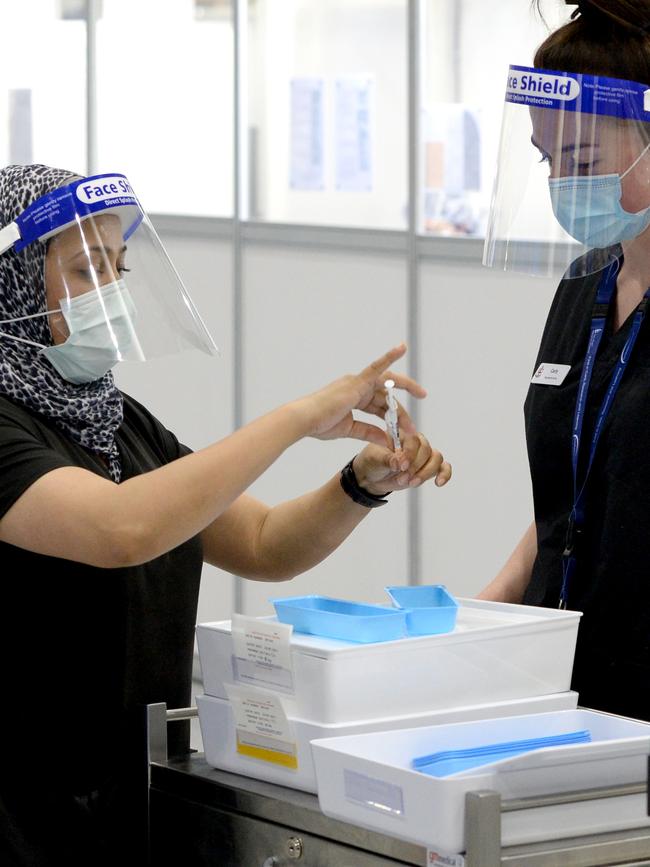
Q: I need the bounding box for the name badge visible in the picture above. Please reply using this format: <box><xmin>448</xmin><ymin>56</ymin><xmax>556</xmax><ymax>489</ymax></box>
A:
<box><xmin>531</xmin><ymin>362</ymin><xmax>571</xmax><ymax>386</ymax></box>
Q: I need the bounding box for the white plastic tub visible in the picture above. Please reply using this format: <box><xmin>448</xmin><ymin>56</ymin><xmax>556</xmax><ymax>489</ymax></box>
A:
<box><xmin>311</xmin><ymin>709</ymin><xmax>650</xmax><ymax>853</ymax></box>
<box><xmin>196</xmin><ymin>599</ymin><xmax>581</xmax><ymax>724</ymax></box>
<box><xmin>197</xmin><ymin>691</ymin><xmax>578</xmax><ymax>794</ymax></box>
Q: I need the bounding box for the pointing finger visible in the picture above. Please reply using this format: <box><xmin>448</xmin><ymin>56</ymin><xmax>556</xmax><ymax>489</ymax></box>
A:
<box><xmin>361</xmin><ymin>344</ymin><xmax>407</xmax><ymax>382</ymax></box>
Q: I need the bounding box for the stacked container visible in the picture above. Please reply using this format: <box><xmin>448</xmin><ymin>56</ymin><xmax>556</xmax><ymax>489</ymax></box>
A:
<box><xmin>196</xmin><ymin>597</ymin><xmax>581</xmax><ymax>793</ymax></box>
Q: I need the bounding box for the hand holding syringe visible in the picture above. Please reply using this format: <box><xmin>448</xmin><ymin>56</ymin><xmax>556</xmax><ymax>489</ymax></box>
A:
<box><xmin>380</xmin><ymin>377</ymin><xmax>450</xmax><ymax>488</ymax></box>
<box><xmin>296</xmin><ymin>342</ymin><xmax>451</xmax><ymax>488</ymax></box>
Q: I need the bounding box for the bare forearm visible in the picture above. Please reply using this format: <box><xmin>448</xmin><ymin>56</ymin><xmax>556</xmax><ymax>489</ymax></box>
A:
<box><xmin>115</xmin><ymin>405</ymin><xmax>306</xmax><ymax>564</ymax></box>
<box><xmin>1</xmin><ymin>344</ymin><xmax>434</xmax><ymax>570</ymax></box>
<box><xmin>477</xmin><ymin>521</ymin><xmax>537</xmax><ymax>603</ymax></box>
<box><xmin>255</xmin><ymin>472</ymin><xmax>372</xmax><ymax>580</ymax></box>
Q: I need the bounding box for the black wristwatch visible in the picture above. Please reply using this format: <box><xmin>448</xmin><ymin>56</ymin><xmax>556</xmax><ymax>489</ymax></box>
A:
<box><xmin>340</xmin><ymin>458</ymin><xmax>389</xmax><ymax>508</ymax></box>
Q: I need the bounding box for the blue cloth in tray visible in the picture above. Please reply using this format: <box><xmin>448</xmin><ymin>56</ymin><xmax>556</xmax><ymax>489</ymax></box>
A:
<box><xmin>412</xmin><ymin>730</ymin><xmax>592</xmax><ymax>777</ymax></box>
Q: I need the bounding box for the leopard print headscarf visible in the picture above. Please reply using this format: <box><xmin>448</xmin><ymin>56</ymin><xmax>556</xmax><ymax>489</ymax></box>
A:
<box><xmin>0</xmin><ymin>164</ymin><xmax>123</xmax><ymax>481</ymax></box>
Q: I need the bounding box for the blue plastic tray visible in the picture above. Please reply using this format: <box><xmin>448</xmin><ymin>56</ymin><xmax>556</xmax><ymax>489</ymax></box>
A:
<box><xmin>412</xmin><ymin>729</ymin><xmax>592</xmax><ymax>777</ymax></box>
<box><xmin>384</xmin><ymin>585</ymin><xmax>458</xmax><ymax>636</ymax></box>
<box><xmin>270</xmin><ymin>595</ymin><xmax>407</xmax><ymax>643</ymax></box>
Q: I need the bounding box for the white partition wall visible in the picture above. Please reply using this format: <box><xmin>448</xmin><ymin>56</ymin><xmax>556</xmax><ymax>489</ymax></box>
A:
<box><xmin>110</xmin><ymin>224</ymin><xmax>562</xmax><ymax>615</ymax></box>
<box><xmin>240</xmin><ymin>243</ymin><xmax>410</xmax><ymax>615</ymax></box>
<box><xmin>417</xmin><ymin>257</ymin><xmax>557</xmax><ymax>598</ymax></box>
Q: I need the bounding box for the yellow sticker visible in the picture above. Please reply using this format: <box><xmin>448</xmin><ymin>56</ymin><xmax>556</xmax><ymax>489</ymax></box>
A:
<box><xmin>236</xmin><ymin>736</ymin><xmax>298</xmax><ymax>769</ymax></box>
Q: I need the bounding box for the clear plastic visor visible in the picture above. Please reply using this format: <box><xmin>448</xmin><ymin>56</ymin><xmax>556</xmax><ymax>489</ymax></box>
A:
<box><xmin>40</xmin><ymin>208</ymin><xmax>219</xmax><ymax>360</ymax></box>
<box><xmin>484</xmin><ymin>68</ymin><xmax>650</xmax><ymax>278</ymax></box>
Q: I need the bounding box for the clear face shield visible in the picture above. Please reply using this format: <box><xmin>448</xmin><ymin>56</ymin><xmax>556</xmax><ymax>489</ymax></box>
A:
<box><xmin>483</xmin><ymin>65</ymin><xmax>650</xmax><ymax>278</ymax></box>
<box><xmin>0</xmin><ymin>173</ymin><xmax>219</xmax><ymax>383</ymax></box>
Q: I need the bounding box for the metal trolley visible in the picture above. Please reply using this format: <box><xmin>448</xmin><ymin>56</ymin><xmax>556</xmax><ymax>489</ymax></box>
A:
<box><xmin>147</xmin><ymin>704</ymin><xmax>650</xmax><ymax>867</ymax></box>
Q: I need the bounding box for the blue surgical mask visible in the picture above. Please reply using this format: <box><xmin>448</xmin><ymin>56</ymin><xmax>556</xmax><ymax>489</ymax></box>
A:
<box><xmin>40</xmin><ymin>279</ymin><xmax>139</xmax><ymax>384</ymax></box>
<box><xmin>548</xmin><ymin>144</ymin><xmax>650</xmax><ymax>248</ymax></box>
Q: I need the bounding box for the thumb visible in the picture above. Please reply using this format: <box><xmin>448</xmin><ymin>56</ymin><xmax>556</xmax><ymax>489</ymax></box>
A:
<box><xmin>356</xmin><ymin>442</ymin><xmax>398</xmax><ymax>482</ymax></box>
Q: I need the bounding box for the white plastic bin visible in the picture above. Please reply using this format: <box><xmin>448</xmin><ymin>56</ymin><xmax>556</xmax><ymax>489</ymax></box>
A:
<box><xmin>197</xmin><ymin>691</ymin><xmax>578</xmax><ymax>794</ymax></box>
<box><xmin>196</xmin><ymin>599</ymin><xmax>581</xmax><ymax>724</ymax></box>
<box><xmin>311</xmin><ymin>709</ymin><xmax>650</xmax><ymax>853</ymax></box>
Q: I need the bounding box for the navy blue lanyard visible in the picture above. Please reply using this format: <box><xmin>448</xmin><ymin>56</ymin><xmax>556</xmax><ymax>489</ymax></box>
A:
<box><xmin>559</xmin><ymin>260</ymin><xmax>650</xmax><ymax>609</ymax></box>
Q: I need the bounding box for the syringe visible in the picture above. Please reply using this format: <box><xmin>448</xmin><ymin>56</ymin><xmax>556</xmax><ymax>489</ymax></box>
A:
<box><xmin>384</xmin><ymin>379</ymin><xmax>401</xmax><ymax>451</ymax></box>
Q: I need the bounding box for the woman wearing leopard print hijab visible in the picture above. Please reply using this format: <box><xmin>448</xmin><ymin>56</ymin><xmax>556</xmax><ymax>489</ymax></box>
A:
<box><xmin>0</xmin><ymin>164</ymin><xmax>124</xmax><ymax>480</ymax></box>
<box><xmin>0</xmin><ymin>164</ymin><xmax>449</xmax><ymax>865</ymax></box>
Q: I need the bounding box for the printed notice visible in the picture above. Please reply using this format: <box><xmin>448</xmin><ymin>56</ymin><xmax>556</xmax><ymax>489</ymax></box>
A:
<box><xmin>231</xmin><ymin>613</ymin><xmax>295</xmax><ymax>693</ymax></box>
<box><xmin>224</xmin><ymin>682</ymin><xmax>298</xmax><ymax>770</ymax></box>
<box><xmin>335</xmin><ymin>77</ymin><xmax>373</xmax><ymax>191</ymax></box>
<box><xmin>290</xmin><ymin>78</ymin><xmax>325</xmax><ymax>190</ymax></box>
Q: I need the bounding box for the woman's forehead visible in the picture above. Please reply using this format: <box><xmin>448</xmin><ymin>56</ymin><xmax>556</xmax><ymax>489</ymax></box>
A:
<box><xmin>530</xmin><ymin>108</ymin><xmax>624</xmax><ymax>151</ymax></box>
<box><xmin>49</xmin><ymin>213</ymin><xmax>123</xmax><ymax>254</ymax></box>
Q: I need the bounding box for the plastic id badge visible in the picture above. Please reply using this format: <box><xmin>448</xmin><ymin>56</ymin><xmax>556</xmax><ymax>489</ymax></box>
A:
<box><xmin>531</xmin><ymin>363</ymin><xmax>571</xmax><ymax>386</ymax></box>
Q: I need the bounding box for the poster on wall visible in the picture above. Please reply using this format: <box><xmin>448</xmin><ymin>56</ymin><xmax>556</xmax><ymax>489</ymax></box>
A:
<box><xmin>423</xmin><ymin>104</ymin><xmax>483</xmax><ymax>236</ymax></box>
<box><xmin>290</xmin><ymin>78</ymin><xmax>325</xmax><ymax>190</ymax></box>
<box><xmin>335</xmin><ymin>77</ymin><xmax>373</xmax><ymax>192</ymax></box>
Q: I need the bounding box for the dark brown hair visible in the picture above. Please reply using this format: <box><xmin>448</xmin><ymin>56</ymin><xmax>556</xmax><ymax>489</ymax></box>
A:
<box><xmin>532</xmin><ymin>1</ymin><xmax>650</xmax><ymax>83</ymax></box>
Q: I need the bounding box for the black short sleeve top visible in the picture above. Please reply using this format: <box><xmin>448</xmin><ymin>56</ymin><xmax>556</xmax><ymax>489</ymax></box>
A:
<box><xmin>0</xmin><ymin>392</ymin><xmax>203</xmax><ymax>790</ymax></box>
<box><xmin>523</xmin><ymin>259</ymin><xmax>650</xmax><ymax>719</ymax></box>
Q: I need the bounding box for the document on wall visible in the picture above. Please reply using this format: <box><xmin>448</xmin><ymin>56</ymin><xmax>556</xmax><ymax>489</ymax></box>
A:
<box><xmin>290</xmin><ymin>77</ymin><xmax>325</xmax><ymax>190</ymax></box>
<box><xmin>224</xmin><ymin>682</ymin><xmax>298</xmax><ymax>769</ymax></box>
<box><xmin>423</xmin><ymin>104</ymin><xmax>481</xmax><ymax>196</ymax></box>
<box><xmin>335</xmin><ymin>77</ymin><xmax>374</xmax><ymax>192</ymax></box>
<box><xmin>231</xmin><ymin>613</ymin><xmax>295</xmax><ymax>693</ymax></box>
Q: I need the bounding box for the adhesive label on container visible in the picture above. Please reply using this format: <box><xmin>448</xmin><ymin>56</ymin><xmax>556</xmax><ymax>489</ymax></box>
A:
<box><xmin>343</xmin><ymin>769</ymin><xmax>405</xmax><ymax>818</ymax></box>
<box><xmin>426</xmin><ymin>849</ymin><xmax>465</xmax><ymax>866</ymax></box>
<box><xmin>231</xmin><ymin>613</ymin><xmax>295</xmax><ymax>693</ymax></box>
<box><xmin>224</xmin><ymin>682</ymin><xmax>298</xmax><ymax>770</ymax></box>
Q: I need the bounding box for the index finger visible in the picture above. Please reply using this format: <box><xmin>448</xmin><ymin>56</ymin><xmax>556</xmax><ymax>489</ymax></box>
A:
<box><xmin>360</xmin><ymin>343</ymin><xmax>407</xmax><ymax>382</ymax></box>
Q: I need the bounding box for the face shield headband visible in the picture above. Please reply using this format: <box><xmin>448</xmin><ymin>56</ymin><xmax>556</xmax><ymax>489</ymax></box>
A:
<box><xmin>0</xmin><ymin>172</ymin><xmax>143</xmax><ymax>256</ymax></box>
<box><xmin>483</xmin><ymin>65</ymin><xmax>650</xmax><ymax>277</ymax></box>
<box><xmin>0</xmin><ymin>173</ymin><xmax>219</xmax><ymax>383</ymax></box>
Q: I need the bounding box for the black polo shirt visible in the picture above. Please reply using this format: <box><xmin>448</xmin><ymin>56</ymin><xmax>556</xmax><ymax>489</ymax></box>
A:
<box><xmin>0</xmin><ymin>392</ymin><xmax>203</xmax><ymax>865</ymax></box>
<box><xmin>524</xmin><ymin>252</ymin><xmax>650</xmax><ymax>721</ymax></box>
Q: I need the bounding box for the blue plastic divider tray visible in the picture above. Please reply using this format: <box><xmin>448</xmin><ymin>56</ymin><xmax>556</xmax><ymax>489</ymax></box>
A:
<box><xmin>385</xmin><ymin>584</ymin><xmax>459</xmax><ymax>635</ymax></box>
<box><xmin>412</xmin><ymin>729</ymin><xmax>592</xmax><ymax>777</ymax></box>
<box><xmin>271</xmin><ymin>595</ymin><xmax>407</xmax><ymax>643</ymax></box>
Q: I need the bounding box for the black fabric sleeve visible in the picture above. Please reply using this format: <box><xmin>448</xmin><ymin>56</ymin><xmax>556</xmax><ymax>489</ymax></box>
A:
<box><xmin>151</xmin><ymin>416</ymin><xmax>193</xmax><ymax>461</ymax></box>
<box><xmin>121</xmin><ymin>392</ymin><xmax>194</xmax><ymax>463</ymax></box>
<box><xmin>0</xmin><ymin>423</ymin><xmax>75</xmax><ymax>520</ymax></box>
<box><xmin>177</xmin><ymin>441</ymin><xmax>193</xmax><ymax>459</ymax></box>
